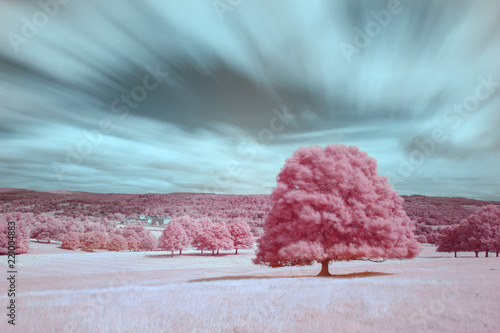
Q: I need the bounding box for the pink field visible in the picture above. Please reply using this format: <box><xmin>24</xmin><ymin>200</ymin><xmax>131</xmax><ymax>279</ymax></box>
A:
<box><xmin>1</xmin><ymin>243</ymin><xmax>499</xmax><ymax>332</ymax></box>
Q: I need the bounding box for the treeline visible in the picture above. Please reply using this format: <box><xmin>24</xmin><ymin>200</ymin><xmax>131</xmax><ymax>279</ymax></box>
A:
<box><xmin>158</xmin><ymin>216</ymin><xmax>253</xmax><ymax>256</ymax></box>
<box><xmin>0</xmin><ymin>190</ymin><xmax>270</xmax><ymax>228</ymax></box>
<box><xmin>435</xmin><ymin>205</ymin><xmax>500</xmax><ymax>257</ymax></box>
<box><xmin>0</xmin><ymin>212</ymin><xmax>155</xmax><ymax>254</ymax></box>
<box><xmin>0</xmin><ymin>212</ymin><xmax>254</xmax><ymax>256</ymax></box>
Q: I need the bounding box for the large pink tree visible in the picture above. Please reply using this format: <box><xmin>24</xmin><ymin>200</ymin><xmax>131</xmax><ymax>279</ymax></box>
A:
<box><xmin>253</xmin><ymin>144</ymin><xmax>421</xmax><ymax>276</ymax></box>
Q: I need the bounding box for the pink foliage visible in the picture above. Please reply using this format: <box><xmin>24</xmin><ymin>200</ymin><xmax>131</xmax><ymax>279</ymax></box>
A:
<box><xmin>228</xmin><ymin>221</ymin><xmax>254</xmax><ymax>254</ymax></box>
<box><xmin>172</xmin><ymin>215</ymin><xmax>200</xmax><ymax>245</ymax></box>
<box><xmin>84</xmin><ymin>222</ymin><xmax>107</xmax><ymax>234</ymax></box>
<box><xmin>158</xmin><ymin>221</ymin><xmax>189</xmax><ymax>256</ymax></box>
<box><xmin>211</xmin><ymin>222</ymin><xmax>233</xmax><ymax>254</ymax></box>
<box><xmin>192</xmin><ymin>218</ymin><xmax>215</xmax><ymax>254</ymax></box>
<box><xmin>254</xmin><ymin>144</ymin><xmax>421</xmax><ymax>273</ymax></box>
<box><xmin>436</xmin><ymin>225</ymin><xmax>461</xmax><ymax>256</ymax></box>
<box><xmin>140</xmin><ymin>233</ymin><xmax>157</xmax><ymax>251</ymax></box>
<box><xmin>30</xmin><ymin>216</ymin><xmax>67</xmax><ymax>243</ymax></box>
<box><xmin>107</xmin><ymin>234</ymin><xmax>128</xmax><ymax>252</ymax></box>
<box><xmin>437</xmin><ymin>205</ymin><xmax>500</xmax><ymax>257</ymax></box>
<box><xmin>80</xmin><ymin>231</ymin><xmax>108</xmax><ymax>251</ymax></box>
<box><xmin>61</xmin><ymin>232</ymin><xmax>81</xmax><ymax>250</ymax></box>
<box><xmin>66</xmin><ymin>220</ymin><xmax>85</xmax><ymax>233</ymax></box>
<box><xmin>127</xmin><ymin>237</ymin><xmax>139</xmax><ymax>252</ymax></box>
<box><xmin>94</xmin><ymin>232</ymin><xmax>109</xmax><ymax>250</ymax></box>
<box><xmin>0</xmin><ymin>213</ymin><xmax>31</xmax><ymax>255</ymax></box>
<box><xmin>416</xmin><ymin>235</ymin><xmax>427</xmax><ymax>244</ymax></box>
<box><xmin>120</xmin><ymin>224</ymin><xmax>157</xmax><ymax>251</ymax></box>
<box><xmin>427</xmin><ymin>232</ymin><xmax>442</xmax><ymax>245</ymax></box>
<box><xmin>192</xmin><ymin>218</ymin><xmax>239</xmax><ymax>255</ymax></box>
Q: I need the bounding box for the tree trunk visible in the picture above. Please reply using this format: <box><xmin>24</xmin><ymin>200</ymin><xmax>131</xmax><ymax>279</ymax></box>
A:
<box><xmin>317</xmin><ymin>260</ymin><xmax>332</xmax><ymax>277</ymax></box>
<box><xmin>217</xmin><ymin>249</ymin><xmax>219</xmax><ymax>255</ymax></box>
<box><xmin>454</xmin><ymin>251</ymin><xmax>457</xmax><ymax>258</ymax></box>
<box><xmin>486</xmin><ymin>250</ymin><xmax>489</xmax><ymax>257</ymax></box>
<box><xmin>212</xmin><ymin>250</ymin><xmax>214</xmax><ymax>255</ymax></box>
<box><xmin>235</xmin><ymin>248</ymin><xmax>238</xmax><ymax>254</ymax></box>
<box><xmin>475</xmin><ymin>251</ymin><xmax>479</xmax><ymax>258</ymax></box>
<box><xmin>179</xmin><ymin>250</ymin><xmax>182</xmax><ymax>255</ymax></box>
<box><xmin>171</xmin><ymin>251</ymin><xmax>173</xmax><ymax>257</ymax></box>
<box><xmin>497</xmin><ymin>252</ymin><xmax>499</xmax><ymax>257</ymax></box>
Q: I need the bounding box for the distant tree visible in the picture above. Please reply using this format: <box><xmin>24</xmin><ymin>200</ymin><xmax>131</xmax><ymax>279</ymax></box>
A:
<box><xmin>80</xmin><ymin>232</ymin><xmax>101</xmax><ymax>252</ymax></box>
<box><xmin>228</xmin><ymin>221</ymin><xmax>254</xmax><ymax>254</ymax></box>
<box><xmin>0</xmin><ymin>213</ymin><xmax>31</xmax><ymax>255</ymax></box>
<box><xmin>192</xmin><ymin>218</ymin><xmax>215</xmax><ymax>255</ymax></box>
<box><xmin>120</xmin><ymin>224</ymin><xmax>157</xmax><ymax>251</ymax></box>
<box><xmin>458</xmin><ymin>205</ymin><xmax>500</xmax><ymax>257</ymax></box>
<box><xmin>107</xmin><ymin>234</ymin><xmax>128</xmax><ymax>252</ymax></box>
<box><xmin>211</xmin><ymin>222</ymin><xmax>233</xmax><ymax>255</ymax></box>
<box><xmin>253</xmin><ymin>144</ymin><xmax>421</xmax><ymax>276</ymax></box>
<box><xmin>436</xmin><ymin>225</ymin><xmax>462</xmax><ymax>257</ymax></box>
<box><xmin>66</xmin><ymin>220</ymin><xmax>85</xmax><ymax>233</ymax></box>
<box><xmin>494</xmin><ymin>236</ymin><xmax>500</xmax><ymax>258</ymax></box>
<box><xmin>158</xmin><ymin>221</ymin><xmax>189</xmax><ymax>257</ymax></box>
<box><xmin>120</xmin><ymin>226</ymin><xmax>140</xmax><ymax>240</ymax></box>
<box><xmin>94</xmin><ymin>232</ymin><xmax>109</xmax><ymax>250</ymax></box>
<box><xmin>101</xmin><ymin>217</ymin><xmax>117</xmax><ymax>232</ymax></box>
<box><xmin>114</xmin><ymin>213</ymin><xmax>126</xmax><ymax>224</ymax></box>
<box><xmin>30</xmin><ymin>217</ymin><xmax>66</xmax><ymax>243</ymax></box>
<box><xmin>30</xmin><ymin>222</ymin><xmax>51</xmax><ymax>242</ymax></box>
<box><xmin>427</xmin><ymin>232</ymin><xmax>442</xmax><ymax>246</ymax></box>
<box><xmin>139</xmin><ymin>233</ymin><xmax>157</xmax><ymax>251</ymax></box>
<box><xmin>126</xmin><ymin>237</ymin><xmax>139</xmax><ymax>252</ymax></box>
<box><xmin>84</xmin><ymin>222</ymin><xmax>107</xmax><ymax>234</ymax></box>
<box><xmin>61</xmin><ymin>232</ymin><xmax>81</xmax><ymax>250</ymax></box>
<box><xmin>251</xmin><ymin>227</ymin><xmax>264</xmax><ymax>238</ymax></box>
<box><xmin>173</xmin><ymin>215</ymin><xmax>200</xmax><ymax>245</ymax></box>
<box><xmin>416</xmin><ymin>235</ymin><xmax>427</xmax><ymax>244</ymax></box>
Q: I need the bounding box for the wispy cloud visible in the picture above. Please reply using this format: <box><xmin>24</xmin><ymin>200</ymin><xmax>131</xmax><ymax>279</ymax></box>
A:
<box><xmin>0</xmin><ymin>0</ymin><xmax>499</xmax><ymax>199</ymax></box>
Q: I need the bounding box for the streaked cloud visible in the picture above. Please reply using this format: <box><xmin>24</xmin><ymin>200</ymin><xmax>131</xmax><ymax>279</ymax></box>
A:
<box><xmin>0</xmin><ymin>0</ymin><xmax>499</xmax><ymax>199</ymax></box>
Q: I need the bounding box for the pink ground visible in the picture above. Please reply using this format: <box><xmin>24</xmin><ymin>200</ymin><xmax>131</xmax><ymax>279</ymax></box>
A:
<box><xmin>1</xmin><ymin>244</ymin><xmax>499</xmax><ymax>332</ymax></box>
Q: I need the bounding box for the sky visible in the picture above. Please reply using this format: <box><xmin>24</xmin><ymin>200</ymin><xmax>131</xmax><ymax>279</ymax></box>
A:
<box><xmin>0</xmin><ymin>0</ymin><xmax>499</xmax><ymax>200</ymax></box>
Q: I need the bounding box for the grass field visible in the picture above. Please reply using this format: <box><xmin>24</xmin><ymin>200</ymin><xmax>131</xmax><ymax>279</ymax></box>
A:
<box><xmin>1</xmin><ymin>243</ymin><xmax>499</xmax><ymax>332</ymax></box>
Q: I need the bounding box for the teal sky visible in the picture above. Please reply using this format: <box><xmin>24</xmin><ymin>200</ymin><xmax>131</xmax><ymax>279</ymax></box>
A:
<box><xmin>0</xmin><ymin>0</ymin><xmax>499</xmax><ymax>199</ymax></box>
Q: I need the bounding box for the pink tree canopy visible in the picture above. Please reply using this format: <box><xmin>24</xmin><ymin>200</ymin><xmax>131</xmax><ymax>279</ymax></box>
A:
<box><xmin>457</xmin><ymin>205</ymin><xmax>500</xmax><ymax>257</ymax></box>
<box><xmin>211</xmin><ymin>222</ymin><xmax>233</xmax><ymax>255</ymax></box>
<box><xmin>253</xmin><ymin>144</ymin><xmax>421</xmax><ymax>276</ymax></box>
<box><xmin>0</xmin><ymin>213</ymin><xmax>31</xmax><ymax>255</ymax></box>
<box><xmin>158</xmin><ymin>221</ymin><xmax>189</xmax><ymax>256</ymax></box>
<box><xmin>139</xmin><ymin>233</ymin><xmax>157</xmax><ymax>251</ymax></box>
<box><xmin>30</xmin><ymin>217</ymin><xmax>66</xmax><ymax>243</ymax></box>
<box><xmin>173</xmin><ymin>215</ymin><xmax>200</xmax><ymax>245</ymax></box>
<box><xmin>228</xmin><ymin>221</ymin><xmax>254</xmax><ymax>254</ymax></box>
<box><xmin>127</xmin><ymin>237</ymin><xmax>139</xmax><ymax>252</ymax></box>
<box><xmin>192</xmin><ymin>218</ymin><xmax>215</xmax><ymax>254</ymax></box>
<box><xmin>107</xmin><ymin>234</ymin><xmax>128</xmax><ymax>252</ymax></box>
<box><xmin>61</xmin><ymin>232</ymin><xmax>81</xmax><ymax>250</ymax></box>
<box><xmin>80</xmin><ymin>232</ymin><xmax>101</xmax><ymax>252</ymax></box>
<box><xmin>436</xmin><ymin>225</ymin><xmax>462</xmax><ymax>257</ymax></box>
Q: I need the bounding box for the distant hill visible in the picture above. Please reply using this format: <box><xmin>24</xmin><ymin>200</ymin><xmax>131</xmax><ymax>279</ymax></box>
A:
<box><xmin>0</xmin><ymin>189</ymin><xmax>498</xmax><ymax>228</ymax></box>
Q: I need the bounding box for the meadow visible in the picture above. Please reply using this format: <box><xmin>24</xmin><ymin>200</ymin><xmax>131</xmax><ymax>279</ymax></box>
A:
<box><xmin>1</xmin><ymin>242</ymin><xmax>499</xmax><ymax>333</ymax></box>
